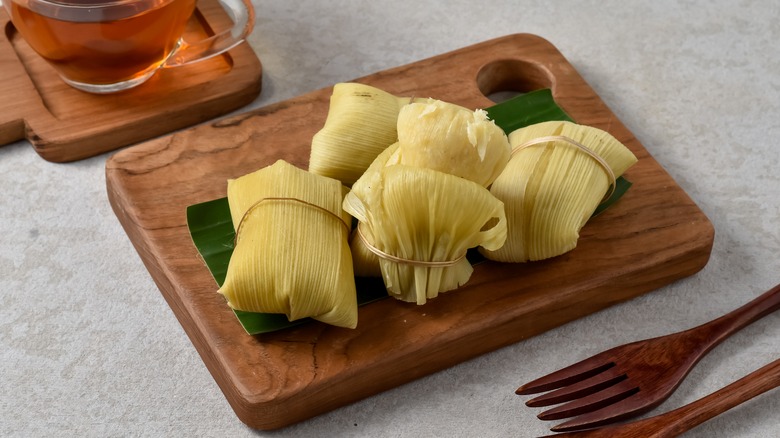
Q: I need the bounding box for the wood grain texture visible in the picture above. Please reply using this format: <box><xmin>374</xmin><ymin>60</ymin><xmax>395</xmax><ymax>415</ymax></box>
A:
<box><xmin>0</xmin><ymin>0</ymin><xmax>262</xmax><ymax>162</ymax></box>
<box><xmin>517</xmin><ymin>283</ymin><xmax>780</xmax><ymax>432</ymax></box>
<box><xmin>546</xmin><ymin>358</ymin><xmax>780</xmax><ymax>437</ymax></box>
<box><xmin>105</xmin><ymin>34</ymin><xmax>715</xmax><ymax>430</ymax></box>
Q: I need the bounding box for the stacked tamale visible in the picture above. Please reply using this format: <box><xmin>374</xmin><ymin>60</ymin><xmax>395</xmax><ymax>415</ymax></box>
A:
<box><xmin>342</xmin><ymin>97</ymin><xmax>511</xmax><ymax>304</ymax></box>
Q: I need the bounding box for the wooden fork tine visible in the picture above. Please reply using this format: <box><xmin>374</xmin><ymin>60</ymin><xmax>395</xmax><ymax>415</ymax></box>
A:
<box><xmin>537</xmin><ymin>379</ymin><xmax>639</xmax><ymax>421</ymax></box>
<box><xmin>526</xmin><ymin>366</ymin><xmax>627</xmax><ymax>407</ymax></box>
<box><xmin>516</xmin><ymin>351</ymin><xmax>617</xmax><ymax>395</ymax></box>
<box><xmin>549</xmin><ymin>392</ymin><xmax>658</xmax><ymax>432</ymax></box>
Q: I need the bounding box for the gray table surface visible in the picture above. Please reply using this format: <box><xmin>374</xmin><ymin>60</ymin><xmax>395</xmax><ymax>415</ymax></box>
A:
<box><xmin>2</xmin><ymin>0</ymin><xmax>779</xmax><ymax>437</ymax></box>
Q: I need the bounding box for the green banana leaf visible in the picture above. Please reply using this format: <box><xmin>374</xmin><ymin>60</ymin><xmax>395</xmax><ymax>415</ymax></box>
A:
<box><xmin>484</xmin><ymin>88</ymin><xmax>574</xmax><ymax>130</ymax></box>
<box><xmin>186</xmin><ymin>89</ymin><xmax>631</xmax><ymax>334</ymax></box>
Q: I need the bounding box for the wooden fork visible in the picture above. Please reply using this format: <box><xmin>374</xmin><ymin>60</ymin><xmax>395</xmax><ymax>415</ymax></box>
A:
<box><xmin>539</xmin><ymin>357</ymin><xmax>780</xmax><ymax>437</ymax></box>
<box><xmin>516</xmin><ymin>283</ymin><xmax>780</xmax><ymax>432</ymax></box>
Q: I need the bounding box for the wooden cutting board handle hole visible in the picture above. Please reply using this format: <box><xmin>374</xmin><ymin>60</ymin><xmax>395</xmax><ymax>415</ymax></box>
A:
<box><xmin>477</xmin><ymin>59</ymin><xmax>554</xmax><ymax>104</ymax></box>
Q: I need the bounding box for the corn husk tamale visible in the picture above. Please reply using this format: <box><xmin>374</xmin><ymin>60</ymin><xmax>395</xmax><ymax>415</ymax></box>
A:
<box><xmin>389</xmin><ymin>98</ymin><xmax>511</xmax><ymax>187</ymax></box>
<box><xmin>308</xmin><ymin>82</ymin><xmax>410</xmax><ymax>186</ymax></box>
<box><xmin>218</xmin><ymin>160</ymin><xmax>358</xmax><ymax>329</ymax></box>
<box><xmin>481</xmin><ymin>121</ymin><xmax>638</xmax><ymax>262</ymax></box>
<box><xmin>343</xmin><ymin>164</ymin><xmax>507</xmax><ymax>305</ymax></box>
<box><xmin>346</xmin><ymin>98</ymin><xmax>511</xmax><ymax>279</ymax></box>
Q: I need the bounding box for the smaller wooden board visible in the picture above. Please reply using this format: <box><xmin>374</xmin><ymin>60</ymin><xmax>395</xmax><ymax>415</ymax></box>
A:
<box><xmin>0</xmin><ymin>0</ymin><xmax>262</xmax><ymax>162</ymax></box>
<box><xmin>106</xmin><ymin>34</ymin><xmax>714</xmax><ymax>430</ymax></box>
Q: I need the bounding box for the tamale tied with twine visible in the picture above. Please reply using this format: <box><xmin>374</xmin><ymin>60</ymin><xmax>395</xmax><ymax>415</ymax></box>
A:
<box><xmin>344</xmin><ymin>164</ymin><xmax>507</xmax><ymax>305</ymax></box>
<box><xmin>343</xmin><ymin>98</ymin><xmax>510</xmax><ymax>305</ymax></box>
<box><xmin>482</xmin><ymin>121</ymin><xmax>638</xmax><ymax>263</ymax></box>
<box><xmin>218</xmin><ymin>160</ymin><xmax>358</xmax><ymax>329</ymax></box>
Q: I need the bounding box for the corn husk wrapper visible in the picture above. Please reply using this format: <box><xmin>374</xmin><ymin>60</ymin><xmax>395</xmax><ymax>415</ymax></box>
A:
<box><xmin>482</xmin><ymin>121</ymin><xmax>638</xmax><ymax>263</ymax></box>
<box><xmin>343</xmin><ymin>164</ymin><xmax>507</xmax><ymax>305</ymax></box>
<box><xmin>347</xmin><ymin>98</ymin><xmax>510</xmax><ymax>277</ymax></box>
<box><xmin>346</xmin><ymin>142</ymin><xmax>400</xmax><ymax>277</ymax></box>
<box><xmin>308</xmin><ymin>82</ymin><xmax>410</xmax><ymax>186</ymax></box>
<box><xmin>219</xmin><ymin>160</ymin><xmax>358</xmax><ymax>329</ymax></box>
<box><xmin>389</xmin><ymin>98</ymin><xmax>511</xmax><ymax>187</ymax></box>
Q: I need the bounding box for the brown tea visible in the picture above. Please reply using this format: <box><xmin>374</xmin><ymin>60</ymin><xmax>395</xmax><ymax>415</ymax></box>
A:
<box><xmin>6</xmin><ymin>0</ymin><xmax>197</xmax><ymax>85</ymax></box>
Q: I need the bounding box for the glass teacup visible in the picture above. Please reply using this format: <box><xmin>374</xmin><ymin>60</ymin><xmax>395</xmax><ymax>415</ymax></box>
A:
<box><xmin>4</xmin><ymin>0</ymin><xmax>254</xmax><ymax>93</ymax></box>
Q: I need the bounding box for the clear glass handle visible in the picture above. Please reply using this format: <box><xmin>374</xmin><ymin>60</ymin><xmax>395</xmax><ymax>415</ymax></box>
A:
<box><xmin>164</xmin><ymin>0</ymin><xmax>255</xmax><ymax>68</ymax></box>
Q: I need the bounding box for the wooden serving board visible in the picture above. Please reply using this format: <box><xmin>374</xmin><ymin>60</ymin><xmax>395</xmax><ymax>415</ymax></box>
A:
<box><xmin>0</xmin><ymin>0</ymin><xmax>262</xmax><ymax>162</ymax></box>
<box><xmin>106</xmin><ymin>34</ymin><xmax>715</xmax><ymax>430</ymax></box>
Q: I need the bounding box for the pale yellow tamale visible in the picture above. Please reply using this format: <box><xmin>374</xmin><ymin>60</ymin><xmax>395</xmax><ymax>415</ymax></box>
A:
<box><xmin>343</xmin><ymin>142</ymin><xmax>400</xmax><ymax>277</ymax></box>
<box><xmin>343</xmin><ymin>164</ymin><xmax>507</xmax><ymax>305</ymax></box>
<box><xmin>345</xmin><ymin>98</ymin><xmax>511</xmax><ymax>278</ymax></box>
<box><xmin>390</xmin><ymin>98</ymin><xmax>511</xmax><ymax>187</ymax></box>
<box><xmin>482</xmin><ymin>121</ymin><xmax>638</xmax><ymax>263</ymax></box>
<box><xmin>308</xmin><ymin>83</ymin><xmax>410</xmax><ymax>186</ymax></box>
<box><xmin>219</xmin><ymin>160</ymin><xmax>358</xmax><ymax>329</ymax></box>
